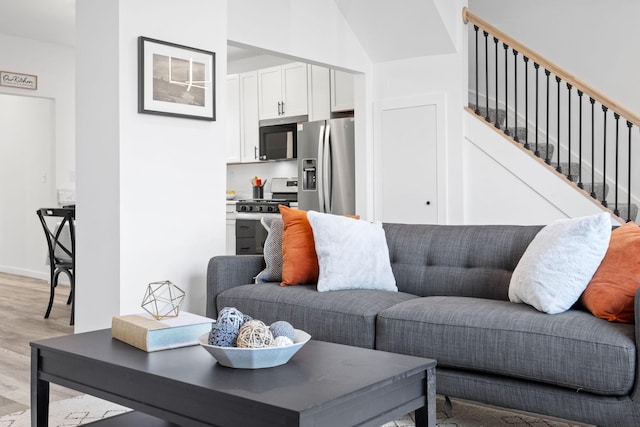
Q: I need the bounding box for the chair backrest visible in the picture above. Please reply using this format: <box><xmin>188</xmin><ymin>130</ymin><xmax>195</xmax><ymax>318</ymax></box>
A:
<box><xmin>37</xmin><ymin>208</ymin><xmax>76</xmax><ymax>265</ymax></box>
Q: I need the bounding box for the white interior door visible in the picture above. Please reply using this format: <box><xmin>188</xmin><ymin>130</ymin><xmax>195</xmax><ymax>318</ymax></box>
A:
<box><xmin>0</xmin><ymin>94</ymin><xmax>55</xmax><ymax>277</ymax></box>
<box><xmin>376</xmin><ymin>95</ymin><xmax>444</xmax><ymax>224</ymax></box>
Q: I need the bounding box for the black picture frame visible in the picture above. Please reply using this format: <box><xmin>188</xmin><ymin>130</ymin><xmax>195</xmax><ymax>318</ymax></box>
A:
<box><xmin>138</xmin><ymin>36</ymin><xmax>216</xmax><ymax>121</ymax></box>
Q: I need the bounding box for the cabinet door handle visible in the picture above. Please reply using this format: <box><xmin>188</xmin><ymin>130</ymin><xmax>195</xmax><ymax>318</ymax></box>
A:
<box><xmin>254</xmin><ymin>146</ymin><xmax>258</xmax><ymax>160</ymax></box>
<box><xmin>281</xmin><ymin>101</ymin><xmax>285</xmax><ymax>115</ymax></box>
<box><xmin>277</xmin><ymin>101</ymin><xmax>282</xmax><ymax>115</ymax></box>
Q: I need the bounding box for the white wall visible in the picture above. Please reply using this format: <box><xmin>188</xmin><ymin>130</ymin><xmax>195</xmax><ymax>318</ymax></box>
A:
<box><xmin>463</xmin><ymin>110</ymin><xmax>618</xmax><ymax>224</ymax></box>
<box><xmin>468</xmin><ymin>0</ymin><xmax>640</xmax><ymax>116</ymax></box>
<box><xmin>0</xmin><ymin>34</ymin><xmax>75</xmax><ymax>277</ymax></box>
<box><xmin>373</xmin><ymin>0</ymin><xmax>467</xmax><ymax>224</ymax></box>
<box><xmin>75</xmin><ymin>0</ymin><xmax>227</xmax><ymax>332</ymax></box>
<box><xmin>0</xmin><ymin>95</ymin><xmax>55</xmax><ymax>277</ymax></box>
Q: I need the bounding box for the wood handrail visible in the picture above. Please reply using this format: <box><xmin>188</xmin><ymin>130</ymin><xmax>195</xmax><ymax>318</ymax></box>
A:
<box><xmin>462</xmin><ymin>7</ymin><xmax>640</xmax><ymax>128</ymax></box>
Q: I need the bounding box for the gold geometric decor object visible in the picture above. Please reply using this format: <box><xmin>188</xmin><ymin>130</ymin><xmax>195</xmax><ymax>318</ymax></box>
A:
<box><xmin>141</xmin><ymin>280</ymin><xmax>185</xmax><ymax>320</ymax></box>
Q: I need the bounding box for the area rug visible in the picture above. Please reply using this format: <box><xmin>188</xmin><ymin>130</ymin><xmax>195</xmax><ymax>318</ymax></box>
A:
<box><xmin>0</xmin><ymin>394</ymin><xmax>590</xmax><ymax>427</ymax></box>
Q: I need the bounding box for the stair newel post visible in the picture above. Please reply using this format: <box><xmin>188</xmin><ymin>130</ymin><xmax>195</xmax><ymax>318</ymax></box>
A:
<box><xmin>513</xmin><ymin>49</ymin><xmax>519</xmax><ymax>142</ymax></box>
<box><xmin>590</xmin><ymin>97</ymin><xmax>596</xmax><ymax>199</ymax></box>
<box><xmin>566</xmin><ymin>84</ymin><xmax>573</xmax><ymax>181</ymax></box>
<box><xmin>556</xmin><ymin>76</ymin><xmax>562</xmax><ymax>173</ymax></box>
<box><xmin>494</xmin><ymin>37</ymin><xmax>500</xmax><ymax>128</ymax></box>
<box><xmin>524</xmin><ymin>56</ymin><xmax>530</xmax><ymax>149</ymax></box>
<box><xmin>601</xmin><ymin>106</ymin><xmax>609</xmax><ymax>207</ymax></box>
<box><xmin>627</xmin><ymin>121</ymin><xmax>633</xmax><ymax>222</ymax></box>
<box><xmin>613</xmin><ymin>113</ymin><xmax>620</xmax><ymax>217</ymax></box>
<box><xmin>474</xmin><ymin>25</ymin><xmax>479</xmax><ymax>115</ymax></box>
<box><xmin>577</xmin><ymin>90</ymin><xmax>584</xmax><ymax>189</ymax></box>
<box><xmin>534</xmin><ymin>63</ymin><xmax>540</xmax><ymax>157</ymax></box>
<box><xmin>545</xmin><ymin>69</ymin><xmax>551</xmax><ymax>164</ymax></box>
<box><xmin>503</xmin><ymin>43</ymin><xmax>510</xmax><ymax>135</ymax></box>
<box><xmin>484</xmin><ymin>31</ymin><xmax>490</xmax><ymax>121</ymax></box>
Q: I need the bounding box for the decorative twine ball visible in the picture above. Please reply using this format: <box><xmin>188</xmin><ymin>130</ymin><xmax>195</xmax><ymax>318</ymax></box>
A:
<box><xmin>270</xmin><ymin>320</ymin><xmax>295</xmax><ymax>341</ymax></box>
<box><xmin>208</xmin><ymin>321</ymin><xmax>239</xmax><ymax>347</ymax></box>
<box><xmin>217</xmin><ymin>307</ymin><xmax>246</xmax><ymax>331</ymax></box>
<box><xmin>236</xmin><ymin>320</ymin><xmax>274</xmax><ymax>348</ymax></box>
<box><xmin>273</xmin><ymin>336</ymin><xmax>294</xmax><ymax>347</ymax></box>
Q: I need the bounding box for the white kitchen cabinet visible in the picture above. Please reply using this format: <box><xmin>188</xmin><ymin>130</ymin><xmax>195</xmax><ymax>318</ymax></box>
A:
<box><xmin>240</xmin><ymin>71</ymin><xmax>259</xmax><ymax>162</ymax></box>
<box><xmin>308</xmin><ymin>65</ymin><xmax>331</xmax><ymax>121</ymax></box>
<box><xmin>331</xmin><ymin>69</ymin><xmax>355</xmax><ymax>112</ymax></box>
<box><xmin>226</xmin><ymin>74</ymin><xmax>241</xmax><ymax>163</ymax></box>
<box><xmin>258</xmin><ymin>62</ymin><xmax>308</xmax><ymax>120</ymax></box>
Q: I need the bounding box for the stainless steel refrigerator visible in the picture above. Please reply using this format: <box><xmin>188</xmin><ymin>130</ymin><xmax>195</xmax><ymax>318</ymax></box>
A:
<box><xmin>297</xmin><ymin>118</ymin><xmax>355</xmax><ymax>215</ymax></box>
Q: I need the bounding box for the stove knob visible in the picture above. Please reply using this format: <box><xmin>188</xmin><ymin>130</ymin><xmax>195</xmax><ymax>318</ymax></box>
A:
<box><xmin>258</xmin><ymin>206</ymin><xmax>264</xmax><ymax>212</ymax></box>
<box><xmin>267</xmin><ymin>206</ymin><xmax>275</xmax><ymax>212</ymax></box>
<box><xmin>240</xmin><ymin>205</ymin><xmax>247</xmax><ymax>211</ymax></box>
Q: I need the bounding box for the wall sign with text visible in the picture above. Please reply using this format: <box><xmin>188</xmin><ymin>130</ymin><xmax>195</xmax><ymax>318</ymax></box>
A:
<box><xmin>0</xmin><ymin>71</ymin><xmax>38</xmax><ymax>90</ymax></box>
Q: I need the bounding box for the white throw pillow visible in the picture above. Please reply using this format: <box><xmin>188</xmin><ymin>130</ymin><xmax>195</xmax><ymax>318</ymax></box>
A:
<box><xmin>508</xmin><ymin>212</ymin><xmax>611</xmax><ymax>314</ymax></box>
<box><xmin>306</xmin><ymin>211</ymin><xmax>397</xmax><ymax>292</ymax></box>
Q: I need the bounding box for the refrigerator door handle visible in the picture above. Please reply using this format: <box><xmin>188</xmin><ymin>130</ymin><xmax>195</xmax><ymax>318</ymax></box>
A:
<box><xmin>323</xmin><ymin>124</ymin><xmax>332</xmax><ymax>213</ymax></box>
<box><xmin>317</xmin><ymin>124</ymin><xmax>326</xmax><ymax>213</ymax></box>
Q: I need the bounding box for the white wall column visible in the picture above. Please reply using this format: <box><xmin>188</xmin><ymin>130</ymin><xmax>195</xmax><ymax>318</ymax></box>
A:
<box><xmin>75</xmin><ymin>0</ymin><xmax>227</xmax><ymax>332</ymax></box>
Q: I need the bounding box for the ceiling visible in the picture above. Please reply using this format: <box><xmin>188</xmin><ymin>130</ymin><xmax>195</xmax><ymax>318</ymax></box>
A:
<box><xmin>0</xmin><ymin>0</ymin><xmax>75</xmax><ymax>47</ymax></box>
<box><xmin>0</xmin><ymin>0</ymin><xmax>454</xmax><ymax>62</ymax></box>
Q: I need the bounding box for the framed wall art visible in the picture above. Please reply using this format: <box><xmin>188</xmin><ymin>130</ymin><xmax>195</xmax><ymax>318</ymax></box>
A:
<box><xmin>138</xmin><ymin>36</ymin><xmax>216</xmax><ymax>121</ymax></box>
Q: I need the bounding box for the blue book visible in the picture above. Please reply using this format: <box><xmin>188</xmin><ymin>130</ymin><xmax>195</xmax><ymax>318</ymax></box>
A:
<box><xmin>111</xmin><ymin>311</ymin><xmax>214</xmax><ymax>352</ymax></box>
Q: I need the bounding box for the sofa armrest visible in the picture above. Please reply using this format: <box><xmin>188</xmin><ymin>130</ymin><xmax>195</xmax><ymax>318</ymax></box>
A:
<box><xmin>633</xmin><ymin>286</ymin><xmax>640</xmax><ymax>400</ymax></box>
<box><xmin>206</xmin><ymin>255</ymin><xmax>265</xmax><ymax>318</ymax></box>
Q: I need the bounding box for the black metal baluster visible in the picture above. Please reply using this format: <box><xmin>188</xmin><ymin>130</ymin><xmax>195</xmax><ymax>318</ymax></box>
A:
<box><xmin>513</xmin><ymin>49</ymin><xmax>519</xmax><ymax>141</ymax></box>
<box><xmin>484</xmin><ymin>31</ymin><xmax>489</xmax><ymax>121</ymax></box>
<box><xmin>534</xmin><ymin>63</ymin><xmax>540</xmax><ymax>157</ymax></box>
<box><xmin>494</xmin><ymin>37</ymin><xmax>499</xmax><ymax>128</ymax></box>
<box><xmin>556</xmin><ymin>76</ymin><xmax>562</xmax><ymax>172</ymax></box>
<box><xmin>524</xmin><ymin>56</ymin><xmax>530</xmax><ymax>149</ymax></box>
<box><xmin>567</xmin><ymin>84</ymin><xmax>573</xmax><ymax>181</ymax></box>
<box><xmin>578</xmin><ymin>90</ymin><xmax>584</xmax><ymax>189</ymax></box>
<box><xmin>590</xmin><ymin>98</ymin><xmax>596</xmax><ymax>198</ymax></box>
<box><xmin>474</xmin><ymin>25</ymin><xmax>479</xmax><ymax>114</ymax></box>
<box><xmin>601</xmin><ymin>105</ymin><xmax>608</xmax><ymax>207</ymax></box>
<box><xmin>627</xmin><ymin>121</ymin><xmax>633</xmax><ymax>222</ymax></box>
<box><xmin>614</xmin><ymin>113</ymin><xmax>620</xmax><ymax>217</ymax></box>
<box><xmin>545</xmin><ymin>69</ymin><xmax>551</xmax><ymax>164</ymax></box>
<box><xmin>503</xmin><ymin>43</ymin><xmax>509</xmax><ymax>135</ymax></box>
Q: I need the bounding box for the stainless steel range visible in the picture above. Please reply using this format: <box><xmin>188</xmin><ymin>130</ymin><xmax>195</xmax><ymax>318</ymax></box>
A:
<box><xmin>235</xmin><ymin>199</ymin><xmax>291</xmax><ymax>215</ymax></box>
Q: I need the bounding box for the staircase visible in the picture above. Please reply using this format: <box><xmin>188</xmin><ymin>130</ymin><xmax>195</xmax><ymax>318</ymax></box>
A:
<box><xmin>464</xmin><ymin>8</ymin><xmax>640</xmax><ymax>223</ymax></box>
<box><xmin>468</xmin><ymin>102</ymin><xmax>638</xmax><ymax>222</ymax></box>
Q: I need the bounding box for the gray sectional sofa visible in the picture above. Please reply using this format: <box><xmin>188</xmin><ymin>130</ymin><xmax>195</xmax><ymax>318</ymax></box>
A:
<box><xmin>206</xmin><ymin>223</ymin><xmax>640</xmax><ymax>426</ymax></box>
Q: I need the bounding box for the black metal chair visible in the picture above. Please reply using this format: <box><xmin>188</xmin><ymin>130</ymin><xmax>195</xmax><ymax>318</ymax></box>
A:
<box><xmin>37</xmin><ymin>207</ymin><xmax>75</xmax><ymax>325</ymax></box>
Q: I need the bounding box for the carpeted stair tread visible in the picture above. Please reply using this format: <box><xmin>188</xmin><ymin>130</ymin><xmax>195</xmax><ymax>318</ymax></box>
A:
<box><xmin>468</xmin><ymin>103</ymin><xmax>506</xmax><ymax>126</ymax></box>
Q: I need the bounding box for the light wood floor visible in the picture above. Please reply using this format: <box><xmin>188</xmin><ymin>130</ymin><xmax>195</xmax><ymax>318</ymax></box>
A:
<box><xmin>0</xmin><ymin>272</ymin><xmax>81</xmax><ymax>416</ymax></box>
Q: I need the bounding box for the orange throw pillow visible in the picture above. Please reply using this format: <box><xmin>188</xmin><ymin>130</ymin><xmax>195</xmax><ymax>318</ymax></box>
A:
<box><xmin>581</xmin><ymin>221</ymin><xmax>640</xmax><ymax>323</ymax></box>
<box><xmin>280</xmin><ymin>205</ymin><xmax>318</xmax><ymax>286</ymax></box>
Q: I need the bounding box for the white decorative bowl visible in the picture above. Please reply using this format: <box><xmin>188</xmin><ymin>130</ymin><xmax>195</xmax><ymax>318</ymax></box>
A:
<box><xmin>226</xmin><ymin>193</ymin><xmax>236</xmax><ymax>200</ymax></box>
<box><xmin>198</xmin><ymin>329</ymin><xmax>311</xmax><ymax>369</ymax></box>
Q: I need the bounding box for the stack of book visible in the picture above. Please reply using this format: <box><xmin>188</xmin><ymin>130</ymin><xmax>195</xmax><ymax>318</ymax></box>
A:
<box><xmin>112</xmin><ymin>311</ymin><xmax>214</xmax><ymax>352</ymax></box>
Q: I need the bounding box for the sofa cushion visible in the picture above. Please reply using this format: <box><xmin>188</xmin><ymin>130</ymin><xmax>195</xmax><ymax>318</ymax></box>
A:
<box><xmin>383</xmin><ymin>223</ymin><xmax>542</xmax><ymax>300</ymax></box>
<box><xmin>280</xmin><ymin>205</ymin><xmax>319</xmax><ymax>286</ymax></box>
<box><xmin>508</xmin><ymin>212</ymin><xmax>611</xmax><ymax>314</ymax></box>
<box><xmin>376</xmin><ymin>296</ymin><xmax>635</xmax><ymax>396</ymax></box>
<box><xmin>307</xmin><ymin>211</ymin><xmax>397</xmax><ymax>292</ymax></box>
<box><xmin>581</xmin><ymin>221</ymin><xmax>640</xmax><ymax>323</ymax></box>
<box><xmin>255</xmin><ymin>216</ymin><xmax>283</xmax><ymax>283</ymax></box>
<box><xmin>217</xmin><ymin>282</ymin><xmax>417</xmax><ymax>348</ymax></box>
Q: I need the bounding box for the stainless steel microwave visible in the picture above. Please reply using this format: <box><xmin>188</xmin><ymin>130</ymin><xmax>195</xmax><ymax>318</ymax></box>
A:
<box><xmin>258</xmin><ymin>116</ymin><xmax>306</xmax><ymax>161</ymax></box>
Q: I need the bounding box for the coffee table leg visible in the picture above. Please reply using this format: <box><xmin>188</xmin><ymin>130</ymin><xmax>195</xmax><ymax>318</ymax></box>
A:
<box><xmin>31</xmin><ymin>346</ymin><xmax>50</xmax><ymax>427</ymax></box>
<box><xmin>415</xmin><ymin>366</ymin><xmax>436</xmax><ymax>427</ymax></box>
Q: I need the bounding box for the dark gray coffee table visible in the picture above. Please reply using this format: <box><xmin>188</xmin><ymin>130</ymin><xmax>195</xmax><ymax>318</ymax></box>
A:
<box><xmin>31</xmin><ymin>329</ymin><xmax>436</xmax><ymax>426</ymax></box>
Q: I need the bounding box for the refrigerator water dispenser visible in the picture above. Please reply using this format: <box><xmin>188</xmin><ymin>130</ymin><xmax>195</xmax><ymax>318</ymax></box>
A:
<box><xmin>302</xmin><ymin>158</ymin><xmax>317</xmax><ymax>191</ymax></box>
